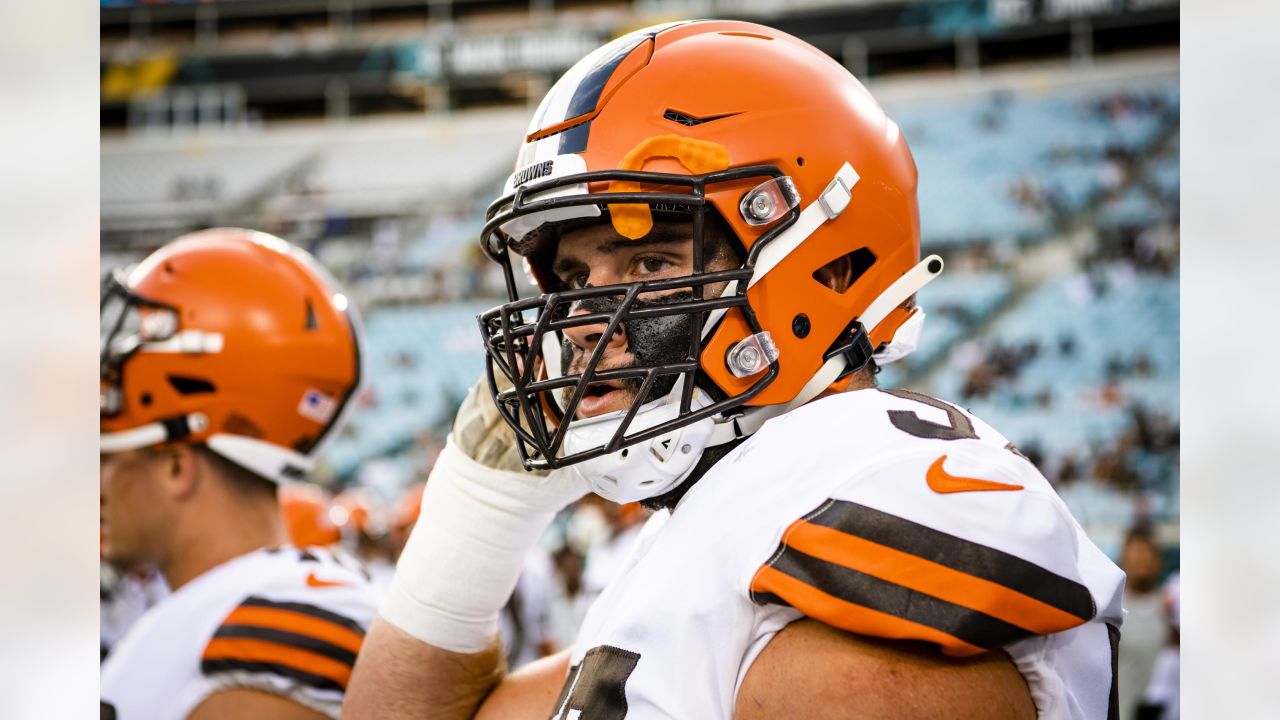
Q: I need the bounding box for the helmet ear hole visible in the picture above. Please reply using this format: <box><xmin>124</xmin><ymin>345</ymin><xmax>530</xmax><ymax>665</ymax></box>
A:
<box><xmin>812</xmin><ymin>247</ymin><xmax>876</xmax><ymax>294</ymax></box>
<box><xmin>168</xmin><ymin>375</ymin><xmax>216</xmax><ymax>395</ymax></box>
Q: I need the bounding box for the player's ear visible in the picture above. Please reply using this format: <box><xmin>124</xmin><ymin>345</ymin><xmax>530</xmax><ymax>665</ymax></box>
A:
<box><xmin>163</xmin><ymin>444</ymin><xmax>200</xmax><ymax>501</ymax></box>
<box><xmin>813</xmin><ymin>253</ymin><xmax>854</xmax><ymax>293</ymax></box>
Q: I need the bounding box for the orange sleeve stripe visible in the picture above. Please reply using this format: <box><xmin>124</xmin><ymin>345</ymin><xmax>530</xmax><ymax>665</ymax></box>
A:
<box><xmin>785</xmin><ymin>520</ymin><xmax>1085</xmax><ymax>636</ymax></box>
<box><xmin>201</xmin><ymin>637</ymin><xmax>352</xmax><ymax>688</ymax></box>
<box><xmin>750</xmin><ymin>565</ymin><xmax>985</xmax><ymax>657</ymax></box>
<box><xmin>222</xmin><ymin>606</ymin><xmax>364</xmax><ymax>654</ymax></box>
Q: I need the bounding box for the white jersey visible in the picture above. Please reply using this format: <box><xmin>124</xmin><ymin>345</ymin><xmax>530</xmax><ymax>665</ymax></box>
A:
<box><xmin>101</xmin><ymin>546</ymin><xmax>377</xmax><ymax>720</ymax></box>
<box><xmin>552</xmin><ymin>388</ymin><xmax>1125</xmax><ymax>720</ymax></box>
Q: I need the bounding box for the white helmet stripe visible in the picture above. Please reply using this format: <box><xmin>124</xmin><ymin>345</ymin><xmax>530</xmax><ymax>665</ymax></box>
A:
<box><xmin>517</xmin><ymin>22</ymin><xmax>690</xmax><ymax>169</ymax></box>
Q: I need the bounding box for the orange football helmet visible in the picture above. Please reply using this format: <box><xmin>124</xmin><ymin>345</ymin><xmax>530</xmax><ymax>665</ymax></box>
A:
<box><xmin>100</xmin><ymin>228</ymin><xmax>363</xmax><ymax>484</ymax></box>
<box><xmin>477</xmin><ymin>21</ymin><xmax>941</xmax><ymax>501</ymax></box>
<box><xmin>279</xmin><ymin>483</ymin><xmax>341</xmax><ymax>548</ymax></box>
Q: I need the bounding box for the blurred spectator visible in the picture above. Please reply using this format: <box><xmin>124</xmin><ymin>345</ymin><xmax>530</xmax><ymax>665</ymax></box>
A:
<box><xmin>547</xmin><ymin>546</ymin><xmax>591</xmax><ymax>652</ymax></box>
<box><xmin>388</xmin><ymin>481</ymin><xmax>425</xmax><ymax>561</ymax></box>
<box><xmin>498</xmin><ymin>549</ymin><xmax>556</xmax><ymax>669</ymax></box>
<box><xmin>333</xmin><ymin>487</ymin><xmax>397</xmax><ymax>594</ymax></box>
<box><xmin>1117</xmin><ymin>526</ymin><xmax>1166</xmax><ymax>720</ymax></box>
<box><xmin>581</xmin><ymin>501</ymin><xmax>650</xmax><ymax>596</ymax></box>
<box><xmin>1136</xmin><ymin>572</ymin><xmax>1180</xmax><ymax>720</ymax></box>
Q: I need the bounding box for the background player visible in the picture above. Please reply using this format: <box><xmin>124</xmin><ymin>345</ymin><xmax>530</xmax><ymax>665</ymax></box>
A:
<box><xmin>100</xmin><ymin>228</ymin><xmax>376</xmax><ymax>719</ymax></box>
<box><xmin>347</xmin><ymin>21</ymin><xmax>1124</xmax><ymax>719</ymax></box>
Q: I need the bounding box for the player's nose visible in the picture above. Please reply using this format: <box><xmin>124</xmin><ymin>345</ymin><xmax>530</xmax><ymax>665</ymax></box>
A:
<box><xmin>562</xmin><ymin>305</ymin><xmax>627</xmax><ymax>355</ymax></box>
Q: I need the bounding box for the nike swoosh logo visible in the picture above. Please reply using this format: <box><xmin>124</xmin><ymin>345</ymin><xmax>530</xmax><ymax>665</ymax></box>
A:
<box><xmin>926</xmin><ymin>455</ymin><xmax>1023</xmax><ymax>494</ymax></box>
<box><xmin>306</xmin><ymin>571</ymin><xmax>352</xmax><ymax>589</ymax></box>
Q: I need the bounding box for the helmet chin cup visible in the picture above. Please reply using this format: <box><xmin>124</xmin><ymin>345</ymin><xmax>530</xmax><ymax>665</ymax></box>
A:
<box><xmin>873</xmin><ymin>307</ymin><xmax>927</xmax><ymax>365</ymax></box>
<box><xmin>566</xmin><ymin>386</ymin><xmax>715</xmax><ymax>504</ymax></box>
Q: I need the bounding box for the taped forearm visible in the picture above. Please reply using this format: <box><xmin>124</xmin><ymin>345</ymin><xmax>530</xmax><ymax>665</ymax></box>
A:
<box><xmin>380</xmin><ymin>437</ymin><xmax>581</xmax><ymax>652</ymax></box>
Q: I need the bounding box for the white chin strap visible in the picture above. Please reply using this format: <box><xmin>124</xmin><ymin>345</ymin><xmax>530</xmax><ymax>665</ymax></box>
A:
<box><xmin>565</xmin><ymin>376</ymin><xmax>716</xmax><ymax>504</ymax></box>
<box><xmin>100</xmin><ymin>413</ymin><xmax>209</xmax><ymax>454</ymax></box>
<box><xmin>100</xmin><ymin>418</ymin><xmax>314</xmax><ymax>485</ymax></box>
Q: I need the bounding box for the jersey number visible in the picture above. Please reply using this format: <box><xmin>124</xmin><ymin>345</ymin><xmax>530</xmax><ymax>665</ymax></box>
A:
<box><xmin>884</xmin><ymin>389</ymin><xmax>1035</xmax><ymax>462</ymax></box>
<box><xmin>550</xmin><ymin>645</ymin><xmax>641</xmax><ymax>720</ymax></box>
<box><xmin>882</xmin><ymin>389</ymin><xmax>978</xmax><ymax>441</ymax></box>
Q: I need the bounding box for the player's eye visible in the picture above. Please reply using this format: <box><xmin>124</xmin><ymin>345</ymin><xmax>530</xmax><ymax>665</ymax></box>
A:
<box><xmin>636</xmin><ymin>256</ymin><xmax>673</xmax><ymax>276</ymax></box>
<box><xmin>567</xmin><ymin>272</ymin><xmax>589</xmax><ymax>289</ymax></box>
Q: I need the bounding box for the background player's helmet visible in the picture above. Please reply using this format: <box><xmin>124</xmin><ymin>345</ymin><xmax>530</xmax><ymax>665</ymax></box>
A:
<box><xmin>478</xmin><ymin>20</ymin><xmax>942</xmax><ymax>502</ymax></box>
<box><xmin>279</xmin><ymin>483</ymin><xmax>341</xmax><ymax>548</ymax></box>
<box><xmin>100</xmin><ymin>228</ymin><xmax>363</xmax><ymax>484</ymax></box>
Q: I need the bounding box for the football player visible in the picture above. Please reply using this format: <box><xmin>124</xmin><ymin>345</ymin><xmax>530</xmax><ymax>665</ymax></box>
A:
<box><xmin>100</xmin><ymin>228</ymin><xmax>376</xmax><ymax>720</ymax></box>
<box><xmin>347</xmin><ymin>21</ymin><xmax>1125</xmax><ymax>720</ymax></box>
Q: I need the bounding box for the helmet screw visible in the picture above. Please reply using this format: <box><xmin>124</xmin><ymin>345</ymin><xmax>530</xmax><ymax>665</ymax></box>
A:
<box><xmin>725</xmin><ymin>331</ymin><xmax>778</xmax><ymax>377</ymax></box>
<box><xmin>792</xmin><ymin>314</ymin><xmax>811</xmax><ymax>338</ymax></box>
<box><xmin>750</xmin><ymin>194</ymin><xmax>774</xmax><ymax>219</ymax></box>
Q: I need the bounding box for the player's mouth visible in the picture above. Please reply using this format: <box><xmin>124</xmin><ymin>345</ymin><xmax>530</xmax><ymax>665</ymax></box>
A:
<box><xmin>576</xmin><ymin>380</ymin><xmax>632</xmax><ymax>418</ymax></box>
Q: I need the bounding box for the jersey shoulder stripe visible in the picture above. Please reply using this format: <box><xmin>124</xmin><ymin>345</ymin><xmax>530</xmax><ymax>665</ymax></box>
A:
<box><xmin>238</xmin><ymin>595</ymin><xmax>366</xmax><ymax>635</ymax></box>
<box><xmin>200</xmin><ymin>595</ymin><xmax>366</xmax><ymax>691</ymax></box>
<box><xmin>749</xmin><ymin>500</ymin><xmax>1095</xmax><ymax>656</ymax></box>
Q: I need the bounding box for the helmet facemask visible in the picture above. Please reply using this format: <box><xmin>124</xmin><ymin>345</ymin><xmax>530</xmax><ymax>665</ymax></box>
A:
<box><xmin>478</xmin><ymin>164</ymin><xmax>800</xmax><ymax>474</ymax></box>
<box><xmin>100</xmin><ymin>270</ymin><xmax>182</xmax><ymax>418</ymax></box>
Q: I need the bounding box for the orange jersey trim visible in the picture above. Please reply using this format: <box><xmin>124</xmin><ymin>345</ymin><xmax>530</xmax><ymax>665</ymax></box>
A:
<box><xmin>222</xmin><ymin>605</ymin><xmax>364</xmax><ymax>655</ymax></box>
<box><xmin>750</xmin><ymin>565</ymin><xmax>985</xmax><ymax>657</ymax></box>
<box><xmin>784</xmin><ymin>520</ymin><xmax>1086</xmax><ymax>636</ymax></box>
<box><xmin>201</xmin><ymin>637</ymin><xmax>353</xmax><ymax>689</ymax></box>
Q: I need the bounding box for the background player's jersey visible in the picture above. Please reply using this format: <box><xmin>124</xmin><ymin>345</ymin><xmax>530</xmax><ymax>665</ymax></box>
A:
<box><xmin>100</xmin><ymin>545</ymin><xmax>376</xmax><ymax>720</ymax></box>
<box><xmin>550</xmin><ymin>388</ymin><xmax>1125</xmax><ymax>720</ymax></box>
<box><xmin>100</xmin><ymin>564</ymin><xmax>169</xmax><ymax>659</ymax></box>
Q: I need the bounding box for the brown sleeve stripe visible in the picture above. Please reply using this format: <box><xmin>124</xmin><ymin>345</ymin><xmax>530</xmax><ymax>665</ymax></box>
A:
<box><xmin>212</xmin><ymin>624</ymin><xmax>358</xmax><ymax>666</ymax></box>
<box><xmin>1107</xmin><ymin>623</ymin><xmax>1121</xmax><ymax>720</ymax></box>
<box><xmin>754</xmin><ymin>545</ymin><xmax>1043</xmax><ymax>654</ymax></box>
<box><xmin>201</xmin><ymin>637</ymin><xmax>353</xmax><ymax>690</ymax></box>
<box><xmin>803</xmin><ymin>501</ymin><xmax>1095</xmax><ymax>622</ymax></box>
<box><xmin>239</xmin><ymin>596</ymin><xmax>365</xmax><ymax>635</ymax></box>
<box><xmin>751</xmin><ymin>565</ymin><xmax>987</xmax><ymax>657</ymax></box>
<box><xmin>783</xmin><ymin>520</ymin><xmax>1088</xmax><ymax>635</ymax></box>
<box><xmin>222</xmin><ymin>605</ymin><xmax>364</xmax><ymax>655</ymax></box>
<box><xmin>201</xmin><ymin>658</ymin><xmax>344</xmax><ymax>694</ymax></box>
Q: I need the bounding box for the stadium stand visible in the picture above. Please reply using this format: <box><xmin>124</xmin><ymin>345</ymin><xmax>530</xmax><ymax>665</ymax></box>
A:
<box><xmin>885</xmin><ymin>74</ymin><xmax>1178</xmax><ymax>245</ymax></box>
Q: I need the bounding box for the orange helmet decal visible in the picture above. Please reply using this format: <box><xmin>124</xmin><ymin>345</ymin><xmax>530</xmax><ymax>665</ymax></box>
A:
<box><xmin>607</xmin><ymin>134</ymin><xmax>731</xmax><ymax>239</ymax></box>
